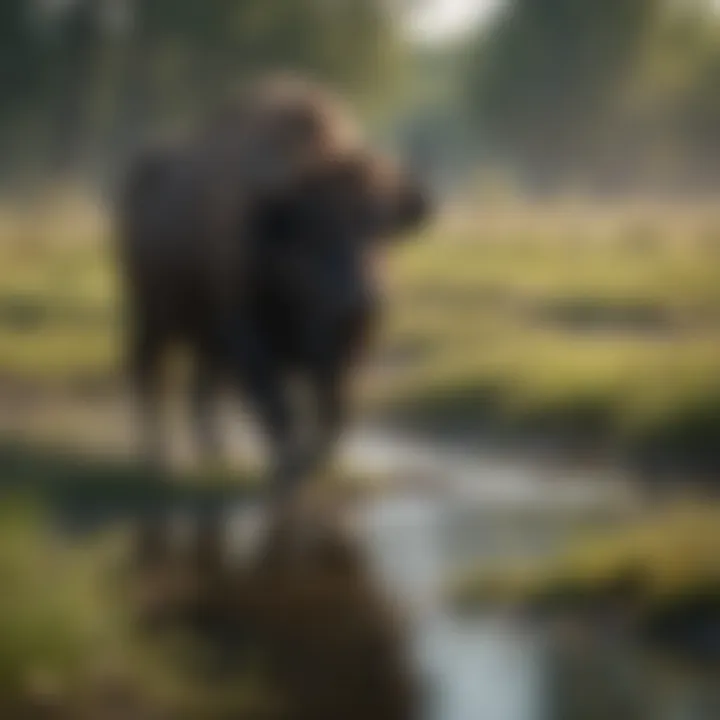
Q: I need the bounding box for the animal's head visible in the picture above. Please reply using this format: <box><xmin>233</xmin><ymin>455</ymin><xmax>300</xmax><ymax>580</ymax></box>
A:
<box><xmin>250</xmin><ymin>150</ymin><xmax>432</xmax><ymax>362</ymax></box>
<box><xmin>307</xmin><ymin>150</ymin><xmax>431</xmax><ymax>241</ymax></box>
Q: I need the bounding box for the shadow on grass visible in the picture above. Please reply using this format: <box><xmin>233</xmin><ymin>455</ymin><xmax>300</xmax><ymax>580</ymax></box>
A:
<box><xmin>0</xmin><ymin>439</ymin><xmax>260</xmax><ymax>528</ymax></box>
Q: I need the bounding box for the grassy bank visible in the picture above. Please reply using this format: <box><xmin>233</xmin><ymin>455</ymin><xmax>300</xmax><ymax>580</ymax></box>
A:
<box><xmin>377</xmin><ymin>203</ymin><xmax>720</xmax><ymax>473</ymax></box>
<box><xmin>451</xmin><ymin>501</ymin><xmax>720</xmax><ymax>663</ymax></box>
<box><xmin>2</xmin><ymin>198</ymin><xmax>720</xmax><ymax>472</ymax></box>
<box><xmin>0</xmin><ymin>440</ymin><xmax>262</xmax><ymax>529</ymax></box>
<box><xmin>0</xmin><ymin>499</ymin><xmax>271</xmax><ymax>719</ymax></box>
<box><xmin>0</xmin><ymin>469</ymin><xmax>413</xmax><ymax>720</ymax></box>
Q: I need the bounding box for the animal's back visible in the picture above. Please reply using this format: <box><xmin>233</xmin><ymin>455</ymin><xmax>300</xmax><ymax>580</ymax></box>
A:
<box><xmin>118</xmin><ymin>144</ymin><xmax>217</xmax><ymax>338</ymax></box>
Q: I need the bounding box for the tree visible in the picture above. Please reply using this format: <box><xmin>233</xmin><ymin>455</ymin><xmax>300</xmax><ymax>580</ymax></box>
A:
<box><xmin>0</xmin><ymin>0</ymin><xmax>408</xmax><ymax>186</ymax></box>
<box><xmin>463</xmin><ymin>0</ymin><xmax>660</xmax><ymax>192</ymax></box>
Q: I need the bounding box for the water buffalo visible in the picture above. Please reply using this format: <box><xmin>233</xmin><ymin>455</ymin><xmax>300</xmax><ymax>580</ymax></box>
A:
<box><xmin>117</xmin><ymin>79</ymin><xmax>430</xmax><ymax>495</ymax></box>
<box><xmin>246</xmin><ymin>152</ymin><xmax>429</xmax><ymax>492</ymax></box>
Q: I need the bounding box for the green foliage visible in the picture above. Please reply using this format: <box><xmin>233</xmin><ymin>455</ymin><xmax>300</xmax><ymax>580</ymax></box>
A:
<box><xmin>0</xmin><ymin>0</ymin><xmax>406</xmax><ymax>184</ymax></box>
<box><xmin>0</xmin><ymin>499</ymin><xmax>124</xmax><ymax>712</ymax></box>
<box><xmin>452</xmin><ymin>502</ymin><xmax>720</xmax><ymax>612</ymax></box>
<box><xmin>0</xmin><ymin>492</ymin><xmax>274</xmax><ymax>718</ymax></box>
<box><xmin>461</xmin><ymin>0</ymin><xmax>720</xmax><ymax>192</ymax></box>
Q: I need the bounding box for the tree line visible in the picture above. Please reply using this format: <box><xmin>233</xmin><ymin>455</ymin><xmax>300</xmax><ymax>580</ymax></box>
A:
<box><xmin>2</xmin><ymin>0</ymin><xmax>719</xmax><ymax>196</ymax></box>
<box><xmin>461</xmin><ymin>0</ymin><xmax>720</xmax><ymax>194</ymax></box>
<box><xmin>0</xmin><ymin>0</ymin><xmax>403</xmax><ymax>190</ymax></box>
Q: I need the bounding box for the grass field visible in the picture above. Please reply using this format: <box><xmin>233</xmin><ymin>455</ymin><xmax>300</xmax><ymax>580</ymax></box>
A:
<box><xmin>0</xmin><ymin>493</ymin><xmax>299</xmax><ymax>719</ymax></box>
<box><xmin>451</xmin><ymin>500</ymin><xmax>720</xmax><ymax>649</ymax></box>
<box><xmin>379</xmin><ymin>202</ymin><xmax>720</xmax><ymax>473</ymax></box>
<box><xmin>2</xmin><ymin>197</ymin><xmax>718</xmax><ymax>699</ymax></box>
<box><xmin>0</xmin><ymin>455</ymin><xmax>404</xmax><ymax>720</ymax></box>
<box><xmin>1</xmin><ymin>196</ymin><xmax>720</xmax><ymax>472</ymax></box>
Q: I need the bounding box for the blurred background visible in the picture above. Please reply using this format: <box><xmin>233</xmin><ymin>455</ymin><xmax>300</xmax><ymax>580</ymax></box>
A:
<box><xmin>0</xmin><ymin>1</ymin><xmax>719</xmax><ymax>719</ymax></box>
<box><xmin>2</xmin><ymin>0</ymin><xmax>720</xmax><ymax>194</ymax></box>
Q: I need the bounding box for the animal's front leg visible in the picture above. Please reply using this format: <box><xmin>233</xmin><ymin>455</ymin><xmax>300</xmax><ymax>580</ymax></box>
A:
<box><xmin>308</xmin><ymin>366</ymin><xmax>348</xmax><ymax>476</ymax></box>
<box><xmin>225</xmin><ymin>321</ymin><xmax>303</xmax><ymax>500</ymax></box>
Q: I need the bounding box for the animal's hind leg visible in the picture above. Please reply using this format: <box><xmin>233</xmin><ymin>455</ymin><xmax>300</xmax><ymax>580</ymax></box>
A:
<box><xmin>223</xmin><ymin>320</ymin><xmax>299</xmax><ymax>497</ymax></box>
<box><xmin>308</xmin><ymin>367</ymin><xmax>346</xmax><ymax>476</ymax></box>
<box><xmin>191</xmin><ymin>353</ymin><xmax>224</xmax><ymax>465</ymax></box>
<box><xmin>129</xmin><ymin>320</ymin><xmax>166</xmax><ymax>468</ymax></box>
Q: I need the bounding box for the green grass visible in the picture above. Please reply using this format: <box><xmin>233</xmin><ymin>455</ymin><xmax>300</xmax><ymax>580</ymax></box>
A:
<box><xmin>0</xmin><ymin>495</ymin><xmax>278</xmax><ymax>718</ymax></box>
<box><xmin>451</xmin><ymin>501</ymin><xmax>720</xmax><ymax>617</ymax></box>
<box><xmin>0</xmin><ymin>498</ymin><xmax>131</xmax><ymax>715</ymax></box>
<box><xmin>0</xmin><ymin>210</ymin><xmax>119</xmax><ymax>388</ymax></box>
<box><xmin>0</xmin><ymin>443</ymin><xmax>395</xmax><ymax>719</ymax></box>
<box><xmin>0</xmin><ymin>440</ymin><xmax>261</xmax><ymax>521</ymax></box>
<box><xmin>372</xmin><ymin>204</ymin><xmax>720</xmax><ymax>468</ymax></box>
<box><xmin>2</xmin><ymin>199</ymin><xmax>720</xmax><ymax>469</ymax></box>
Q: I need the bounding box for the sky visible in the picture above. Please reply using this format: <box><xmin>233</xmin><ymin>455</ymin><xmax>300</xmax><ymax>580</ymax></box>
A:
<box><xmin>407</xmin><ymin>0</ymin><xmax>503</xmax><ymax>44</ymax></box>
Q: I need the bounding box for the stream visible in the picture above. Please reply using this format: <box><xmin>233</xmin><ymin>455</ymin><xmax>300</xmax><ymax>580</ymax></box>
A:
<box><xmin>220</xmin><ymin>433</ymin><xmax>585</xmax><ymax>720</ymax></box>
<box><xmin>6</xmin><ymin>395</ymin><xmax>718</xmax><ymax>720</ymax></box>
<box><xmin>245</xmin><ymin>429</ymin><xmax>717</xmax><ymax>720</ymax></box>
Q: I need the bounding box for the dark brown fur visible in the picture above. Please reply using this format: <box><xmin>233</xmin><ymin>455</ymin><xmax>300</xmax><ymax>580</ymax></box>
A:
<box><xmin>130</xmin><ymin>513</ymin><xmax>419</xmax><ymax>720</ymax></box>
<box><xmin>117</xmin><ymin>78</ymin><xmax>430</xmax><ymax>493</ymax></box>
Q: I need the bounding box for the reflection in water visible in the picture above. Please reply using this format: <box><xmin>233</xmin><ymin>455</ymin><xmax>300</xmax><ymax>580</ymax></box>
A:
<box><xmin>422</xmin><ymin>617</ymin><xmax>542</xmax><ymax>720</ymax></box>
<box><xmin>119</xmin><ymin>467</ymin><xmax>720</xmax><ymax>720</ymax></box>
<box><xmin>134</xmin><ymin>506</ymin><xmax>420</xmax><ymax>720</ymax></box>
<box><xmin>349</xmin><ymin>490</ymin><xmax>720</xmax><ymax>720</ymax></box>
<box><xmin>354</xmin><ymin>493</ymin><xmax>545</xmax><ymax>720</ymax></box>
<box><xmin>50</xmin><ymin>472</ymin><xmax>720</xmax><ymax>720</ymax></box>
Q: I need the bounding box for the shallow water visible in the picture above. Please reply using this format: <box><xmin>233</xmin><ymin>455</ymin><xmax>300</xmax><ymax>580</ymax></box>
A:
<box><xmin>352</xmin><ymin>489</ymin><xmax>545</xmax><ymax>720</ymax></box>
<box><xmin>335</xmin><ymin>445</ymin><xmax>717</xmax><ymax>720</ymax></box>
<box><xmin>22</xmin><ymin>393</ymin><xmax>714</xmax><ymax>720</ymax></box>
